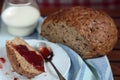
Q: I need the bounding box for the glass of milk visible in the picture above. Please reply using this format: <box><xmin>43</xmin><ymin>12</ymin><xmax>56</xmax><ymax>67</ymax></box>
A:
<box><xmin>1</xmin><ymin>0</ymin><xmax>40</xmax><ymax>36</ymax></box>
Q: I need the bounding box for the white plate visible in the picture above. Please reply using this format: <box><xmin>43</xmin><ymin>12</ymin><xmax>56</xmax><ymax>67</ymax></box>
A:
<box><xmin>0</xmin><ymin>40</ymin><xmax>71</xmax><ymax>80</ymax></box>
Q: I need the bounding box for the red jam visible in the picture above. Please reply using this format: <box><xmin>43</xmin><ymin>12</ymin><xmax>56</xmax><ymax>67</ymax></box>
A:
<box><xmin>39</xmin><ymin>47</ymin><xmax>53</xmax><ymax>61</ymax></box>
<box><xmin>0</xmin><ymin>63</ymin><xmax>3</xmax><ymax>69</ymax></box>
<box><xmin>0</xmin><ymin>57</ymin><xmax>6</xmax><ymax>63</ymax></box>
<box><xmin>0</xmin><ymin>57</ymin><xmax>6</xmax><ymax>70</ymax></box>
<box><xmin>14</xmin><ymin>45</ymin><xmax>44</xmax><ymax>72</ymax></box>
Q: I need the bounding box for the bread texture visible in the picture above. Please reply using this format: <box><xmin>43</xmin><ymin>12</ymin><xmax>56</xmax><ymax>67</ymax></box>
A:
<box><xmin>6</xmin><ymin>37</ymin><xmax>44</xmax><ymax>78</ymax></box>
<box><xmin>41</xmin><ymin>6</ymin><xmax>118</xmax><ymax>59</ymax></box>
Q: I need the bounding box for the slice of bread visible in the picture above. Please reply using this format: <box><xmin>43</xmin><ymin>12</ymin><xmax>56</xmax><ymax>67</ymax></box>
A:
<box><xmin>41</xmin><ymin>6</ymin><xmax>118</xmax><ymax>59</ymax></box>
<box><xmin>6</xmin><ymin>37</ymin><xmax>44</xmax><ymax>78</ymax></box>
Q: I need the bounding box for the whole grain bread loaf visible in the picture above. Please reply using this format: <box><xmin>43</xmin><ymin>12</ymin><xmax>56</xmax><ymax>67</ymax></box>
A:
<box><xmin>6</xmin><ymin>37</ymin><xmax>44</xmax><ymax>78</ymax></box>
<box><xmin>41</xmin><ymin>6</ymin><xmax>118</xmax><ymax>59</ymax></box>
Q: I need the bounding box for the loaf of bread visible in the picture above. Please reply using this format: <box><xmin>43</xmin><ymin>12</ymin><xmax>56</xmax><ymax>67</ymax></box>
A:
<box><xmin>41</xmin><ymin>6</ymin><xmax>118</xmax><ymax>59</ymax></box>
<box><xmin>6</xmin><ymin>37</ymin><xmax>44</xmax><ymax>78</ymax></box>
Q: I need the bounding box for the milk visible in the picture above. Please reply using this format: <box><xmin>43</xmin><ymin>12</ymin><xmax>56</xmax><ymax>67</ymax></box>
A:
<box><xmin>1</xmin><ymin>6</ymin><xmax>40</xmax><ymax>36</ymax></box>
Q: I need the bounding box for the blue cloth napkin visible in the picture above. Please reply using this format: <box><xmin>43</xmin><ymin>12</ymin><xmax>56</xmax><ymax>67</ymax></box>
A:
<box><xmin>59</xmin><ymin>44</ymin><xmax>113</xmax><ymax>80</ymax></box>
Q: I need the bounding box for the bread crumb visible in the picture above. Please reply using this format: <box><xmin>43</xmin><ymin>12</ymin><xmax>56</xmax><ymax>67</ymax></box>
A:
<box><xmin>14</xmin><ymin>77</ymin><xmax>19</xmax><ymax>80</ymax></box>
<box><xmin>44</xmin><ymin>72</ymin><xmax>47</xmax><ymax>77</ymax></box>
<box><xmin>44</xmin><ymin>74</ymin><xmax>47</xmax><ymax>77</ymax></box>
<box><xmin>5</xmin><ymin>72</ymin><xmax>9</xmax><ymax>75</ymax></box>
<box><xmin>12</xmin><ymin>69</ymin><xmax>15</xmax><ymax>72</ymax></box>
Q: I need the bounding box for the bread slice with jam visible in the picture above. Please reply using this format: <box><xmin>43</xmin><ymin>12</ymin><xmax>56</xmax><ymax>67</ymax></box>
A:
<box><xmin>6</xmin><ymin>37</ymin><xmax>44</xmax><ymax>78</ymax></box>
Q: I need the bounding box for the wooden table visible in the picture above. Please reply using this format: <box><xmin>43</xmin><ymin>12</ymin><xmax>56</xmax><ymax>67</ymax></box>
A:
<box><xmin>40</xmin><ymin>7</ymin><xmax>120</xmax><ymax>80</ymax></box>
<box><xmin>0</xmin><ymin>5</ymin><xmax>120</xmax><ymax>80</ymax></box>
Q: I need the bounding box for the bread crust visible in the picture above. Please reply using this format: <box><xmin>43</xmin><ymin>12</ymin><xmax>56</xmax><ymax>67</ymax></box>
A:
<box><xmin>41</xmin><ymin>6</ymin><xmax>118</xmax><ymax>58</ymax></box>
<box><xmin>6</xmin><ymin>37</ymin><xmax>44</xmax><ymax>78</ymax></box>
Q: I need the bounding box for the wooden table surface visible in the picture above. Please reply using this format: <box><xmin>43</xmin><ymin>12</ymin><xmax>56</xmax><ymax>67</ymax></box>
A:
<box><xmin>0</xmin><ymin>4</ymin><xmax>120</xmax><ymax>80</ymax></box>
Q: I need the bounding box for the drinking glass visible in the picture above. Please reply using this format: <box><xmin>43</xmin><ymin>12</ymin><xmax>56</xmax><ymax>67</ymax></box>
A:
<box><xmin>1</xmin><ymin>0</ymin><xmax>40</xmax><ymax>36</ymax></box>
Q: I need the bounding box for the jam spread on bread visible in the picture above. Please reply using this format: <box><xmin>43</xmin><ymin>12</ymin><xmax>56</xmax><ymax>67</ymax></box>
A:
<box><xmin>14</xmin><ymin>45</ymin><xmax>45</xmax><ymax>72</ymax></box>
